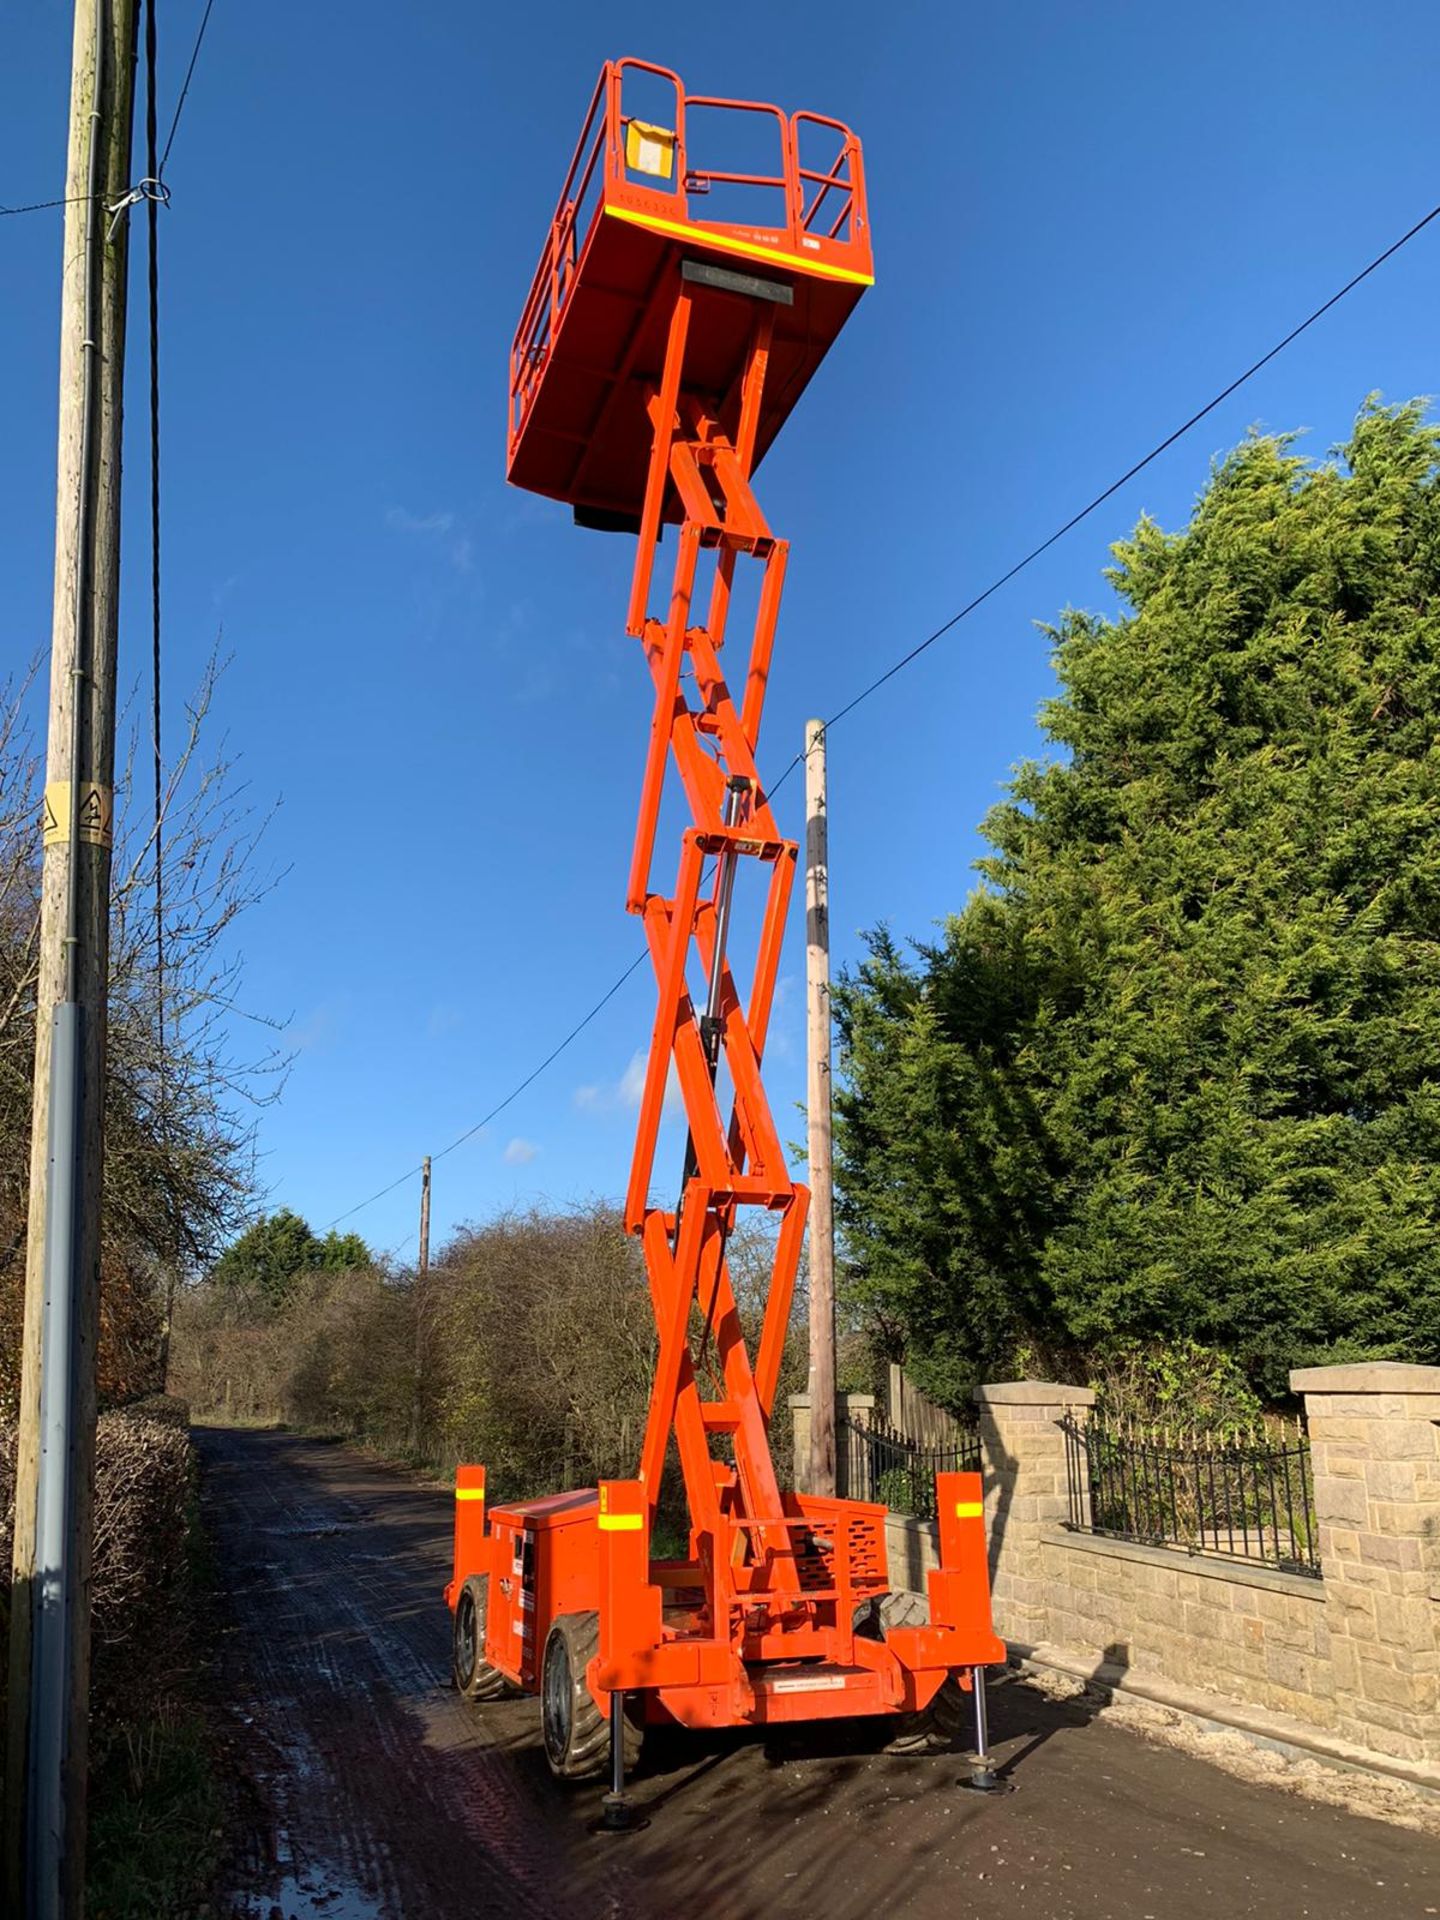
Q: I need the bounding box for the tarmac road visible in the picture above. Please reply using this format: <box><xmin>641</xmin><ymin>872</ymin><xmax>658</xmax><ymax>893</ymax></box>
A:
<box><xmin>197</xmin><ymin>1425</ymin><xmax>1438</xmax><ymax>1920</ymax></box>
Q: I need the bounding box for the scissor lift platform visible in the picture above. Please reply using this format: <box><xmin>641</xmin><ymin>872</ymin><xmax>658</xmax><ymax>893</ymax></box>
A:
<box><xmin>508</xmin><ymin>57</ymin><xmax>874</xmax><ymax>525</ymax></box>
<box><xmin>454</xmin><ymin>57</ymin><xmax>1005</xmax><ymax>1818</ymax></box>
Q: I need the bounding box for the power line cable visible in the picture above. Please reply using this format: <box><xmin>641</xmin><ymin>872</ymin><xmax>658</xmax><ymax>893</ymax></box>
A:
<box><xmin>158</xmin><ymin>0</ymin><xmax>216</xmax><ymax>175</ymax></box>
<box><xmin>144</xmin><ymin>0</ymin><xmax>167</xmax><ymax>1179</ymax></box>
<box><xmin>324</xmin><ymin>1163</ymin><xmax>425</xmax><ymax>1231</ymax></box>
<box><xmin>776</xmin><ymin>194</ymin><xmax>1440</xmax><ymax>790</ymax></box>
<box><xmin>6</xmin><ymin>0</ymin><xmax>213</xmax><ymax>218</ymax></box>
<box><xmin>320</xmin><ymin>193</ymin><xmax>1440</xmax><ymax>1229</ymax></box>
<box><xmin>324</xmin><ymin>951</ymin><xmax>649</xmax><ymax>1228</ymax></box>
<box><xmin>0</xmin><ymin>193</ymin><xmax>93</xmax><ymax>219</ymax></box>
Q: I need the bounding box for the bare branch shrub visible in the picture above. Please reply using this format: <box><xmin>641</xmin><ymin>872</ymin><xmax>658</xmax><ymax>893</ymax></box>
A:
<box><xmin>170</xmin><ymin>1201</ymin><xmax>811</xmax><ymax>1525</ymax></box>
<box><xmin>0</xmin><ymin>653</ymin><xmax>282</xmax><ymax>1417</ymax></box>
<box><xmin>0</xmin><ymin>1411</ymin><xmax>195</xmax><ymax>1735</ymax></box>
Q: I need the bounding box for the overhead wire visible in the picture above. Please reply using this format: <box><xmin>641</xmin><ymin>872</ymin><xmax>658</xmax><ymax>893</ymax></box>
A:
<box><xmin>143</xmin><ymin>0</ymin><xmax>171</xmax><ymax>1246</ymax></box>
<box><xmin>323</xmin><ymin>952</ymin><xmax>649</xmax><ymax>1229</ymax></box>
<box><xmin>0</xmin><ymin>193</ymin><xmax>94</xmax><ymax>219</ymax></box>
<box><xmin>315</xmin><ymin>194</ymin><xmax>1440</xmax><ymax>1230</ymax></box>
<box><xmin>3</xmin><ymin>0</ymin><xmax>214</xmax><ymax>221</ymax></box>
<box><xmin>158</xmin><ymin>0</ymin><xmax>215</xmax><ymax>176</ymax></box>
<box><xmin>818</xmin><ymin>200</ymin><xmax>1440</xmax><ymax>735</ymax></box>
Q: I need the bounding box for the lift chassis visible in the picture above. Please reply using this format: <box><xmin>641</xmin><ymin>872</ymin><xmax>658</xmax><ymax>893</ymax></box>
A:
<box><xmin>447</xmin><ymin>57</ymin><xmax>1004</xmax><ymax>1792</ymax></box>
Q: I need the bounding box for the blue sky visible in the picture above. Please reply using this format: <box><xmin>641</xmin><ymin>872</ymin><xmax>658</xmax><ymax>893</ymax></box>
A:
<box><xmin>3</xmin><ymin>2</ymin><xmax>1436</xmax><ymax>1264</ymax></box>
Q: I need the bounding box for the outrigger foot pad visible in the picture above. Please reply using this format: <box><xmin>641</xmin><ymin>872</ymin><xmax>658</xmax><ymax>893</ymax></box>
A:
<box><xmin>957</xmin><ymin>1666</ymin><xmax>1013</xmax><ymax>1792</ymax></box>
<box><xmin>591</xmin><ymin>1690</ymin><xmax>649</xmax><ymax>1832</ymax></box>
<box><xmin>590</xmin><ymin>1791</ymin><xmax>649</xmax><ymax>1835</ymax></box>
<box><xmin>958</xmin><ymin>1763</ymin><xmax>1013</xmax><ymax>1795</ymax></box>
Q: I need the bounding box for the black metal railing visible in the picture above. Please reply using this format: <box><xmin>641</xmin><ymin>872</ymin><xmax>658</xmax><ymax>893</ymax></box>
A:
<box><xmin>1062</xmin><ymin>1416</ymin><xmax>1321</xmax><ymax>1579</ymax></box>
<box><xmin>840</xmin><ymin>1414</ymin><xmax>982</xmax><ymax>1521</ymax></box>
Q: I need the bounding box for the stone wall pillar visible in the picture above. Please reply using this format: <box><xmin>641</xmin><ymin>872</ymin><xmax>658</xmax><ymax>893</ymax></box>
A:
<box><xmin>787</xmin><ymin>1391</ymin><xmax>875</xmax><ymax>1495</ymax></box>
<box><xmin>1292</xmin><ymin>1361</ymin><xmax>1440</xmax><ymax>1766</ymax></box>
<box><xmin>973</xmin><ymin>1380</ymin><xmax>1095</xmax><ymax>1647</ymax></box>
<box><xmin>789</xmin><ymin>1391</ymin><xmax>811</xmax><ymax>1492</ymax></box>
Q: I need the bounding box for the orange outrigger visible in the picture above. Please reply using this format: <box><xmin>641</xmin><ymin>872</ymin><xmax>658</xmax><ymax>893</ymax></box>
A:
<box><xmin>447</xmin><ymin>58</ymin><xmax>1005</xmax><ymax>1822</ymax></box>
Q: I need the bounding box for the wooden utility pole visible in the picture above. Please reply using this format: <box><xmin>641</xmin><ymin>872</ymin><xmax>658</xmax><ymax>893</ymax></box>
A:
<box><xmin>418</xmin><ymin>1155</ymin><xmax>432</xmax><ymax>1280</ymax></box>
<box><xmin>804</xmin><ymin>718</ymin><xmax>836</xmax><ymax>1498</ymax></box>
<box><xmin>5</xmin><ymin>2</ymin><xmax>137</xmax><ymax>1912</ymax></box>
<box><xmin>411</xmin><ymin>1156</ymin><xmax>433</xmax><ymax>1454</ymax></box>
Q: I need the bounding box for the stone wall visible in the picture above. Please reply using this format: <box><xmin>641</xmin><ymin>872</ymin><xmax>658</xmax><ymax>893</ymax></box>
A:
<box><xmin>808</xmin><ymin>1362</ymin><xmax>1440</xmax><ymax>1779</ymax></box>
<box><xmin>1294</xmin><ymin>1363</ymin><xmax>1440</xmax><ymax>1766</ymax></box>
<box><xmin>1030</xmin><ymin>1530</ymin><xmax>1330</xmax><ymax>1729</ymax></box>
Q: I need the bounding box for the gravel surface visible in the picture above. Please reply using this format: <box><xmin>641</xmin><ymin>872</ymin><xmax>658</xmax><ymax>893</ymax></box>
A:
<box><xmin>198</xmin><ymin>1425</ymin><xmax>1440</xmax><ymax>1920</ymax></box>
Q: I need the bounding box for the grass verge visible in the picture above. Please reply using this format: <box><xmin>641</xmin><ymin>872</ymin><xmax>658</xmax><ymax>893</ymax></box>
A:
<box><xmin>87</xmin><ymin>1711</ymin><xmax>224</xmax><ymax>1919</ymax></box>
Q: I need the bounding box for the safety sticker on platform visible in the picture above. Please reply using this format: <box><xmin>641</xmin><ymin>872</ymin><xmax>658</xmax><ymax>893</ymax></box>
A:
<box><xmin>768</xmin><ymin>1673</ymin><xmax>847</xmax><ymax>1694</ymax></box>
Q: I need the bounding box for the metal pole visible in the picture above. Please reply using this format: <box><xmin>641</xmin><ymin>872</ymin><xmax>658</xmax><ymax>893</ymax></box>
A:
<box><xmin>805</xmin><ymin>718</ymin><xmax>836</xmax><ymax>1497</ymax></box>
<box><xmin>610</xmin><ymin>1689</ymin><xmax>626</xmax><ymax>1801</ymax></box>
<box><xmin>960</xmin><ymin>1665</ymin><xmax>1008</xmax><ymax>1794</ymax></box>
<box><xmin>593</xmin><ymin>1690</ymin><xmax>645</xmax><ymax>1834</ymax></box>
<box><xmin>27</xmin><ymin>1008</ymin><xmax>83</xmax><ymax>1920</ymax></box>
<box><xmin>703</xmin><ymin>778</ymin><xmax>747</xmax><ymax>1038</ymax></box>
<box><xmin>674</xmin><ymin>776</ymin><xmax>746</xmax><ymax>1226</ymax></box>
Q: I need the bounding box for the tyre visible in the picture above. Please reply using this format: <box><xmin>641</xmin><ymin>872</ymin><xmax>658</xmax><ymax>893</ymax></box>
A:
<box><xmin>452</xmin><ymin>1575</ymin><xmax>507</xmax><ymax>1701</ymax></box>
<box><xmin>540</xmin><ymin>1610</ymin><xmax>643</xmax><ymax>1782</ymax></box>
<box><xmin>855</xmin><ymin>1588</ymin><xmax>970</xmax><ymax>1753</ymax></box>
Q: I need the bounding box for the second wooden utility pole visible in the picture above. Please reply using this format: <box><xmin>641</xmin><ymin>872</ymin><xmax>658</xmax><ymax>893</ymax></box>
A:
<box><xmin>418</xmin><ymin>1155</ymin><xmax>432</xmax><ymax>1280</ymax></box>
<box><xmin>805</xmin><ymin>719</ymin><xmax>837</xmax><ymax>1498</ymax></box>
<box><xmin>5</xmin><ymin>2</ymin><xmax>138</xmax><ymax>1914</ymax></box>
<box><xmin>411</xmin><ymin>1156</ymin><xmax>433</xmax><ymax>1454</ymax></box>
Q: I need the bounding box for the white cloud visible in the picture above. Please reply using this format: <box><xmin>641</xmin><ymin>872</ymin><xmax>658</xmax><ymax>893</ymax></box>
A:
<box><xmin>767</xmin><ymin>972</ymin><xmax>799</xmax><ymax>1060</ymax></box>
<box><xmin>575</xmin><ymin>1050</ymin><xmax>684</xmax><ymax>1119</ymax></box>
<box><xmin>619</xmin><ymin>1050</ymin><xmax>648</xmax><ymax>1107</ymax></box>
<box><xmin>502</xmin><ymin>1137</ymin><xmax>539</xmax><ymax>1166</ymax></box>
<box><xmin>291</xmin><ymin>999</ymin><xmax>343</xmax><ymax>1053</ymax></box>
<box><xmin>385</xmin><ymin>506</ymin><xmax>474</xmax><ymax>576</ymax></box>
<box><xmin>386</xmin><ymin>506</ymin><xmax>454</xmax><ymax>535</ymax></box>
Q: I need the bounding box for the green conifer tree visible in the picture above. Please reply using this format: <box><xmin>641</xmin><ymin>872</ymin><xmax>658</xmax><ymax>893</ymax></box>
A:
<box><xmin>835</xmin><ymin>402</ymin><xmax>1440</xmax><ymax>1404</ymax></box>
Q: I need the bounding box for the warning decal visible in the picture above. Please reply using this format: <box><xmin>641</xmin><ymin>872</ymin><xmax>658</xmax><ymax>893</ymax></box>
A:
<box><xmin>43</xmin><ymin>781</ymin><xmax>114</xmax><ymax>851</ymax></box>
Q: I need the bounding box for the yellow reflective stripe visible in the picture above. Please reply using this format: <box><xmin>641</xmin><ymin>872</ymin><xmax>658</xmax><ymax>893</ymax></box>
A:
<box><xmin>603</xmin><ymin>205</ymin><xmax>875</xmax><ymax>287</ymax></box>
<box><xmin>455</xmin><ymin>1489</ymin><xmax>486</xmax><ymax>1502</ymax></box>
<box><xmin>597</xmin><ymin>1512</ymin><xmax>643</xmax><ymax>1532</ymax></box>
<box><xmin>954</xmin><ymin>1501</ymin><xmax>984</xmax><ymax>1519</ymax></box>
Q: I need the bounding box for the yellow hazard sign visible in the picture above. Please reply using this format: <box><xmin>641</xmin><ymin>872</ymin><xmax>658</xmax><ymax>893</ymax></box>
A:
<box><xmin>43</xmin><ymin>781</ymin><xmax>113</xmax><ymax>851</ymax></box>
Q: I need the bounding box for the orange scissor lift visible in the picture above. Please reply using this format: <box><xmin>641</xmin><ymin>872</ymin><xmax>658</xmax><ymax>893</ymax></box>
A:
<box><xmin>447</xmin><ymin>58</ymin><xmax>1005</xmax><ymax>1824</ymax></box>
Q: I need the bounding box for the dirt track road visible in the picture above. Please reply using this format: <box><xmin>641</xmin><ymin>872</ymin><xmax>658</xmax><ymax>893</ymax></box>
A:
<box><xmin>198</xmin><ymin>1425</ymin><xmax>1438</xmax><ymax>1920</ymax></box>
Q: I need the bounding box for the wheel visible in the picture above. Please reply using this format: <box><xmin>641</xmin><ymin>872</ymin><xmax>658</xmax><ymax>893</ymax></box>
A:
<box><xmin>540</xmin><ymin>1610</ymin><xmax>642</xmax><ymax>1782</ymax></box>
<box><xmin>855</xmin><ymin>1588</ymin><xmax>970</xmax><ymax>1753</ymax></box>
<box><xmin>452</xmin><ymin>1575</ymin><xmax>507</xmax><ymax>1701</ymax></box>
